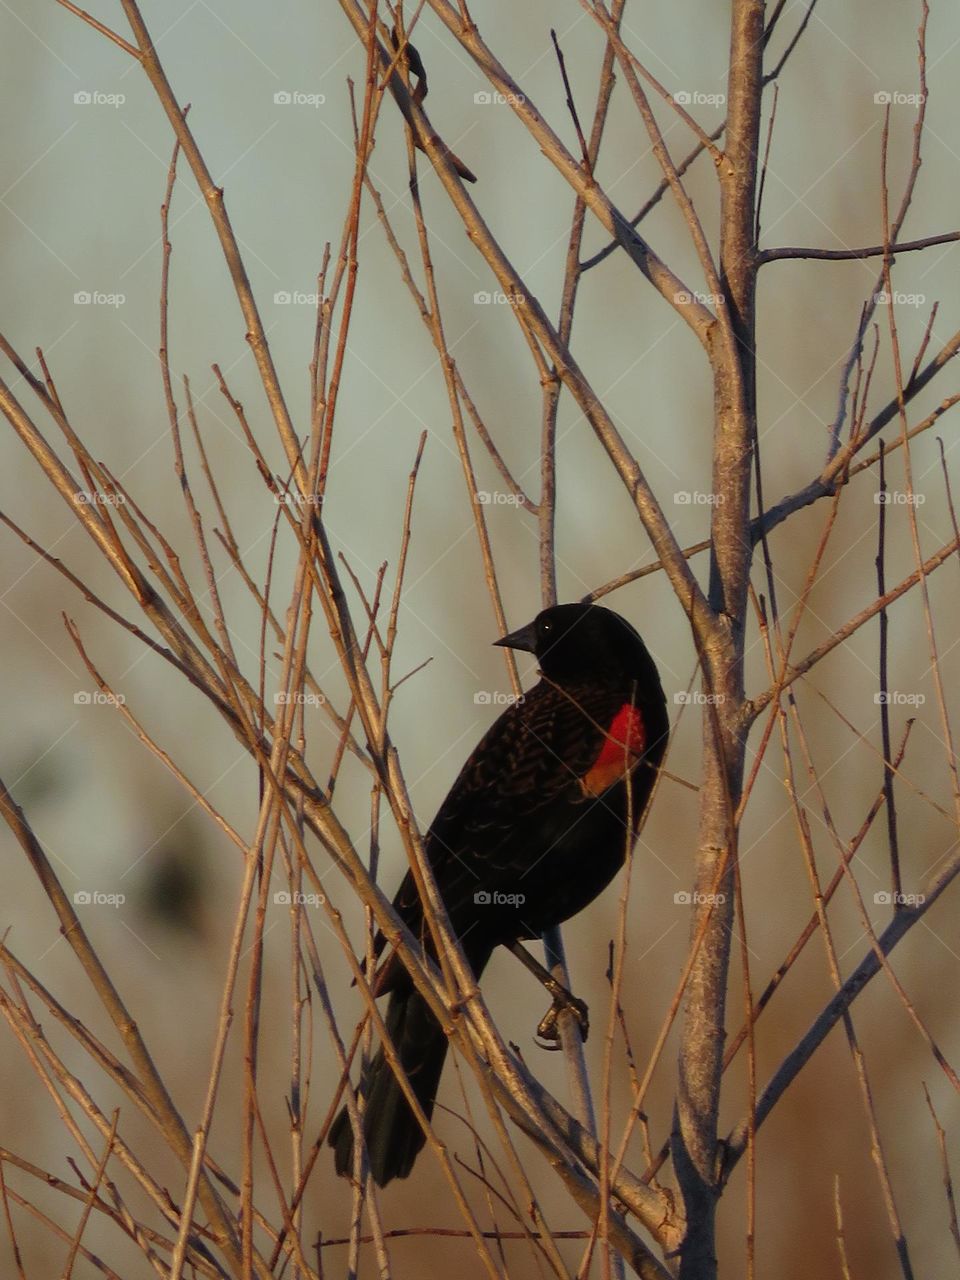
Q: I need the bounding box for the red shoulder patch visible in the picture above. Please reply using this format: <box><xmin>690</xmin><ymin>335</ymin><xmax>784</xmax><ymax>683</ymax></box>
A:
<box><xmin>580</xmin><ymin>704</ymin><xmax>647</xmax><ymax>797</ymax></box>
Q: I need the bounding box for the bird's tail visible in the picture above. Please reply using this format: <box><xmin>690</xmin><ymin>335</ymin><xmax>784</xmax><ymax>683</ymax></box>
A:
<box><xmin>329</xmin><ymin>979</ymin><xmax>449</xmax><ymax>1187</ymax></box>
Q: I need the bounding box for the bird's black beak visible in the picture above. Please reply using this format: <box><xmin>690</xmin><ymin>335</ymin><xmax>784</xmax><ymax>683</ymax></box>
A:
<box><xmin>494</xmin><ymin>620</ymin><xmax>537</xmax><ymax>654</ymax></box>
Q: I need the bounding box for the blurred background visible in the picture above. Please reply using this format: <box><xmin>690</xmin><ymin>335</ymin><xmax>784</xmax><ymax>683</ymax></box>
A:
<box><xmin>1</xmin><ymin>1</ymin><xmax>959</xmax><ymax>1275</ymax></box>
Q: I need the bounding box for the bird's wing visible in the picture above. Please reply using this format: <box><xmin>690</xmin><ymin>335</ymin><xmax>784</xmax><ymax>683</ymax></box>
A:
<box><xmin>370</xmin><ymin>677</ymin><xmax>633</xmax><ymax>983</ymax></box>
<box><xmin>426</xmin><ymin>675</ymin><xmax>625</xmax><ymax>854</ymax></box>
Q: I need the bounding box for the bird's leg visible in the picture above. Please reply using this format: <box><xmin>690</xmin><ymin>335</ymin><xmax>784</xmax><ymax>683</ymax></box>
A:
<box><xmin>506</xmin><ymin>940</ymin><xmax>589</xmax><ymax>1047</ymax></box>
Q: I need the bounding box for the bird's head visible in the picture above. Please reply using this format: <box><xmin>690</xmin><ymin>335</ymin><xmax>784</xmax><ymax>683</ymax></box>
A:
<box><xmin>495</xmin><ymin>602</ymin><xmax>658</xmax><ymax>685</ymax></box>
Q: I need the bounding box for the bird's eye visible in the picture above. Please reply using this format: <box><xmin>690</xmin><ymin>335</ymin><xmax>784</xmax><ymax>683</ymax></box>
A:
<box><xmin>539</xmin><ymin>617</ymin><xmax>553</xmax><ymax>635</ymax></box>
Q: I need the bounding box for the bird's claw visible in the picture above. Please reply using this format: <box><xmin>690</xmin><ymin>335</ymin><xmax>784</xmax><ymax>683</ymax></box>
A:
<box><xmin>535</xmin><ymin>991</ymin><xmax>590</xmax><ymax>1048</ymax></box>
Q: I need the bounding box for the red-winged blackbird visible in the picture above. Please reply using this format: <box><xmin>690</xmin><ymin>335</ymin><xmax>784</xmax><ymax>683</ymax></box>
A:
<box><xmin>329</xmin><ymin>602</ymin><xmax>669</xmax><ymax>1186</ymax></box>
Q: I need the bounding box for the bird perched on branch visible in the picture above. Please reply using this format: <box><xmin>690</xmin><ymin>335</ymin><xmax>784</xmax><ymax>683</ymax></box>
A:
<box><xmin>329</xmin><ymin>602</ymin><xmax>669</xmax><ymax>1186</ymax></box>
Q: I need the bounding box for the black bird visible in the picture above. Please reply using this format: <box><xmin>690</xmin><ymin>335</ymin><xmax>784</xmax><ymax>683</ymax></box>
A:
<box><xmin>329</xmin><ymin>602</ymin><xmax>669</xmax><ymax>1185</ymax></box>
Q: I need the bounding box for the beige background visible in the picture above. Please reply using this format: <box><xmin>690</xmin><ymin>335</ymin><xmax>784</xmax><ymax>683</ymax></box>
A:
<box><xmin>1</xmin><ymin>2</ymin><xmax>958</xmax><ymax>1276</ymax></box>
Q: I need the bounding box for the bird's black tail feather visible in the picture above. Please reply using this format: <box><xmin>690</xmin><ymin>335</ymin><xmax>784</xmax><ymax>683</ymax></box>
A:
<box><xmin>329</xmin><ymin>980</ymin><xmax>449</xmax><ymax>1187</ymax></box>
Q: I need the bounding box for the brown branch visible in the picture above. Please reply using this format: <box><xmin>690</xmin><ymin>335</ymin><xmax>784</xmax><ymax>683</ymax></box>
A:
<box><xmin>753</xmin><ymin>327</ymin><xmax>960</xmax><ymax>541</ymax></box>
<box><xmin>319</xmin><ymin>1226</ymin><xmax>594</xmax><ymax>1246</ymax></box>
<box><xmin>53</xmin><ymin>0</ymin><xmax>139</xmax><ymax>56</ymax></box>
<box><xmin>339</xmin><ymin>0</ymin><xmax>720</xmax><ymax>650</ymax></box>
<box><xmin>724</xmin><ymin>844</ymin><xmax>960</xmax><ymax>1174</ymax></box>
<box><xmin>61</xmin><ymin>1115</ymin><xmax>119</xmax><ymax>1280</ymax></box>
<box><xmin>758</xmin><ymin>230</ymin><xmax>960</xmax><ymax>264</ymax></box>
<box><xmin>581</xmin><ymin>125</ymin><xmax>725</xmax><ymax>273</ymax></box>
<box><xmin>539</xmin><ymin>9</ymin><xmax>629</xmax><ymax>1247</ymax></box>
<box><xmin>763</xmin><ymin>0</ymin><xmax>822</xmax><ymax>83</ymax></box>
<box><xmin>0</xmin><ymin>772</ymin><xmax>252</xmax><ymax>1276</ymax></box>
<box><xmin>722</xmin><ymin>722</ymin><xmax>914</xmax><ymax>1073</ymax></box>
<box><xmin>751</xmin><ymin>529</ymin><xmax>960</xmax><ymax>715</ymax></box>
<box><xmin>924</xmin><ymin>1086</ymin><xmax>960</xmax><ymax>1262</ymax></box>
<box><xmin>115</xmin><ymin>0</ymin><xmax>304</xmax><ymax>486</ymax></box>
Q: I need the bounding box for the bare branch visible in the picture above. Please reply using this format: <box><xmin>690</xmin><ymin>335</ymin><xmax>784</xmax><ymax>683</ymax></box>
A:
<box><xmin>758</xmin><ymin>230</ymin><xmax>960</xmax><ymax>263</ymax></box>
<box><xmin>724</xmin><ymin>846</ymin><xmax>960</xmax><ymax>1173</ymax></box>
